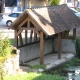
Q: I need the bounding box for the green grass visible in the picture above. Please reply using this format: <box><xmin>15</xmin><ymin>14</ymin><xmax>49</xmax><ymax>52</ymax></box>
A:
<box><xmin>30</xmin><ymin>64</ymin><xmax>47</xmax><ymax>69</ymax></box>
<box><xmin>63</xmin><ymin>57</ymin><xmax>80</xmax><ymax>68</ymax></box>
<box><xmin>9</xmin><ymin>39</ymin><xmax>14</xmax><ymax>45</ymax></box>
<box><xmin>3</xmin><ymin>72</ymin><xmax>66</xmax><ymax>80</ymax></box>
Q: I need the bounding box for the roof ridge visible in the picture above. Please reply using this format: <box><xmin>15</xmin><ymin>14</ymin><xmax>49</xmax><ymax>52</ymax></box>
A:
<box><xmin>26</xmin><ymin>4</ymin><xmax>68</xmax><ymax>10</ymax></box>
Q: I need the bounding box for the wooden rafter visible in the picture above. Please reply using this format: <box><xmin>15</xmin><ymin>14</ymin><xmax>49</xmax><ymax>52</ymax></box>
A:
<box><xmin>17</xmin><ymin>30</ymin><xmax>23</xmax><ymax>36</ymax></box>
<box><xmin>30</xmin><ymin>17</ymin><xmax>40</xmax><ymax>28</ymax></box>
<box><xmin>18</xmin><ymin>18</ymin><xmax>28</xmax><ymax>28</ymax></box>
<box><xmin>27</xmin><ymin>16</ymin><xmax>30</xmax><ymax>28</ymax></box>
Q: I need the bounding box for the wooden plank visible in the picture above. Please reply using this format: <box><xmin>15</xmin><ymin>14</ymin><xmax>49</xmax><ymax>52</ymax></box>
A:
<box><xmin>14</xmin><ymin>30</ymin><xmax>18</xmax><ymax>48</ymax></box>
<box><xmin>27</xmin><ymin>16</ymin><xmax>30</xmax><ymax>28</ymax></box>
<box><xmin>17</xmin><ymin>30</ymin><xmax>23</xmax><ymax>36</ymax></box>
<box><xmin>58</xmin><ymin>33</ymin><xmax>62</xmax><ymax>59</ymax></box>
<box><xmin>18</xmin><ymin>18</ymin><xmax>28</xmax><ymax>28</ymax></box>
<box><xmin>34</xmin><ymin>31</ymin><xmax>40</xmax><ymax>36</ymax></box>
<box><xmin>19</xmin><ymin>33</ymin><xmax>23</xmax><ymax>45</ymax></box>
<box><xmin>30</xmin><ymin>17</ymin><xmax>40</xmax><ymax>28</ymax></box>
<box><xmin>65</xmin><ymin>30</ymin><xmax>70</xmax><ymax>38</ymax></box>
<box><xmin>18</xmin><ymin>27</ymin><xmax>41</xmax><ymax>31</ymax></box>
<box><xmin>34</xmin><ymin>31</ymin><xmax>37</xmax><ymax>41</ymax></box>
<box><xmin>29</xmin><ymin>30</ymin><xmax>33</xmax><ymax>43</ymax></box>
<box><xmin>40</xmin><ymin>31</ymin><xmax>44</xmax><ymax>64</ymax></box>
<box><xmin>73</xmin><ymin>28</ymin><xmax>76</xmax><ymax>39</ymax></box>
<box><xmin>17</xmin><ymin>38</ymin><xmax>52</xmax><ymax>48</ymax></box>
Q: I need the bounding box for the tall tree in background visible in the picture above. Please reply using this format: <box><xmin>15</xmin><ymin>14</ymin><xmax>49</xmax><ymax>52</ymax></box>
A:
<box><xmin>50</xmin><ymin>0</ymin><xmax>60</xmax><ymax>6</ymax></box>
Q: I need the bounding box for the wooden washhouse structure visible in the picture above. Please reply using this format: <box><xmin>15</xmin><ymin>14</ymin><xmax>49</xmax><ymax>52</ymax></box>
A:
<box><xmin>9</xmin><ymin>4</ymin><xmax>80</xmax><ymax>64</ymax></box>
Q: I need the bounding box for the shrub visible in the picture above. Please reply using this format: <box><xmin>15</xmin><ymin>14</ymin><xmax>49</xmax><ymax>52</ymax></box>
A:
<box><xmin>76</xmin><ymin>38</ymin><xmax>80</xmax><ymax>58</ymax></box>
<box><xmin>0</xmin><ymin>32</ymin><xmax>12</xmax><ymax>57</ymax></box>
<box><xmin>50</xmin><ymin>0</ymin><xmax>60</xmax><ymax>6</ymax></box>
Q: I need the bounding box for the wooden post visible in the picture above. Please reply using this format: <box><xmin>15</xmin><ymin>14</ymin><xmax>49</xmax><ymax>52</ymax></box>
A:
<box><xmin>19</xmin><ymin>33</ymin><xmax>23</xmax><ymax>45</ymax></box>
<box><xmin>73</xmin><ymin>28</ymin><xmax>76</xmax><ymax>39</ymax></box>
<box><xmin>65</xmin><ymin>30</ymin><xmax>70</xmax><ymax>39</ymax></box>
<box><xmin>29</xmin><ymin>30</ymin><xmax>33</xmax><ymax>42</ymax></box>
<box><xmin>14</xmin><ymin>30</ymin><xmax>18</xmax><ymax>48</ymax></box>
<box><xmin>58</xmin><ymin>33</ymin><xmax>62</xmax><ymax>59</ymax></box>
<box><xmin>40</xmin><ymin>31</ymin><xmax>44</xmax><ymax>64</ymax></box>
<box><xmin>34</xmin><ymin>31</ymin><xmax>37</xmax><ymax>41</ymax></box>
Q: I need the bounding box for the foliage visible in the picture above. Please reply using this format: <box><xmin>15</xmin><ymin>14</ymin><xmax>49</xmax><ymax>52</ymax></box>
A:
<box><xmin>76</xmin><ymin>8</ymin><xmax>80</xmax><ymax>12</ymax></box>
<box><xmin>0</xmin><ymin>33</ymin><xmax>12</xmax><ymax>57</ymax></box>
<box><xmin>31</xmin><ymin>64</ymin><xmax>47</xmax><ymax>70</ymax></box>
<box><xmin>63</xmin><ymin>58</ymin><xmax>80</xmax><ymax>68</ymax></box>
<box><xmin>46</xmin><ymin>68</ymin><xmax>62</xmax><ymax>75</ymax></box>
<box><xmin>3</xmin><ymin>72</ymin><xmax>66</xmax><ymax>80</ymax></box>
<box><xmin>50</xmin><ymin>0</ymin><xmax>60</xmax><ymax>6</ymax></box>
<box><xmin>0</xmin><ymin>32</ymin><xmax>17</xmax><ymax>80</ymax></box>
<box><xmin>75</xmin><ymin>38</ymin><xmax>80</xmax><ymax>58</ymax></box>
<box><xmin>9</xmin><ymin>39</ymin><xmax>14</xmax><ymax>45</ymax></box>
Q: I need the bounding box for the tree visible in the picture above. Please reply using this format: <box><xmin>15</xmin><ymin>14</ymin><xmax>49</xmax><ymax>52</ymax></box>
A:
<box><xmin>50</xmin><ymin>0</ymin><xmax>60</xmax><ymax>6</ymax></box>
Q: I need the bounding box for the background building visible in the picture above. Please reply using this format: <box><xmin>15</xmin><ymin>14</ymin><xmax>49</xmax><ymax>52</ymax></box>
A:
<box><xmin>0</xmin><ymin>0</ymin><xmax>80</xmax><ymax>13</ymax></box>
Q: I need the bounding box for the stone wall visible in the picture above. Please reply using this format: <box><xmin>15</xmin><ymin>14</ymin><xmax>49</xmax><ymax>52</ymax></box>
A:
<box><xmin>53</xmin><ymin>39</ymin><xmax>76</xmax><ymax>54</ymax></box>
<box><xmin>19</xmin><ymin>39</ymin><xmax>53</xmax><ymax>62</ymax></box>
<box><xmin>19</xmin><ymin>38</ymin><xmax>76</xmax><ymax>63</ymax></box>
<box><xmin>2</xmin><ymin>49</ymin><xmax>20</xmax><ymax>75</ymax></box>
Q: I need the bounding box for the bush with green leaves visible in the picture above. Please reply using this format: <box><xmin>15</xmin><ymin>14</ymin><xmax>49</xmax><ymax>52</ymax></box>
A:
<box><xmin>0</xmin><ymin>33</ymin><xmax>12</xmax><ymax>57</ymax></box>
<box><xmin>76</xmin><ymin>38</ymin><xmax>80</xmax><ymax>58</ymax></box>
<box><xmin>50</xmin><ymin>0</ymin><xmax>60</xmax><ymax>6</ymax></box>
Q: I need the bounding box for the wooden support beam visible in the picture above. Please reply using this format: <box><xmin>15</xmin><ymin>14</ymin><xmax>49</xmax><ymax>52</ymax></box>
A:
<box><xmin>65</xmin><ymin>30</ymin><xmax>70</xmax><ymax>38</ymax></box>
<box><xmin>29</xmin><ymin>30</ymin><xmax>33</xmax><ymax>43</ymax></box>
<box><xmin>34</xmin><ymin>31</ymin><xmax>37</xmax><ymax>41</ymax></box>
<box><xmin>30</xmin><ymin>17</ymin><xmax>40</xmax><ymax>28</ymax></box>
<box><xmin>58</xmin><ymin>33</ymin><xmax>62</xmax><ymax>59</ymax></box>
<box><xmin>40</xmin><ymin>31</ymin><xmax>44</xmax><ymax>64</ymax></box>
<box><xmin>19</xmin><ymin>33</ymin><xmax>23</xmax><ymax>45</ymax></box>
<box><xmin>18</xmin><ymin>27</ymin><xmax>41</xmax><ymax>31</ymax></box>
<box><xmin>17</xmin><ymin>30</ymin><xmax>23</xmax><ymax>36</ymax></box>
<box><xmin>14</xmin><ymin>30</ymin><xmax>18</xmax><ymax>48</ymax></box>
<box><xmin>34</xmin><ymin>31</ymin><xmax>40</xmax><ymax>37</ymax></box>
<box><xmin>18</xmin><ymin>18</ymin><xmax>28</xmax><ymax>28</ymax></box>
<box><xmin>27</xmin><ymin>16</ymin><xmax>30</xmax><ymax>28</ymax></box>
<box><xmin>73</xmin><ymin>28</ymin><xmax>76</xmax><ymax>39</ymax></box>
